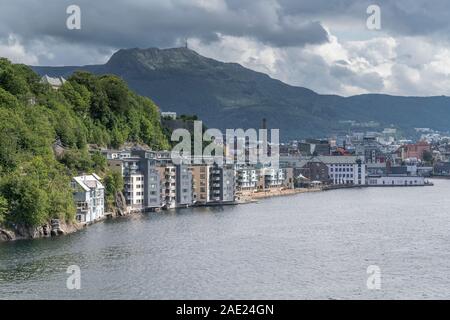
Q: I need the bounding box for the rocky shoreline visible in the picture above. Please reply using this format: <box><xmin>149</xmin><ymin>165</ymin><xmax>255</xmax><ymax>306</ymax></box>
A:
<box><xmin>0</xmin><ymin>219</ymin><xmax>83</xmax><ymax>242</ymax></box>
<box><xmin>0</xmin><ymin>188</ymin><xmax>322</xmax><ymax>242</ymax></box>
<box><xmin>0</xmin><ymin>191</ymin><xmax>131</xmax><ymax>242</ymax></box>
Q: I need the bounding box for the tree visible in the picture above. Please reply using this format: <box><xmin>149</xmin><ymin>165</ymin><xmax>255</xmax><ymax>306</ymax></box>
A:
<box><xmin>59</xmin><ymin>149</ymin><xmax>93</xmax><ymax>172</ymax></box>
<box><xmin>0</xmin><ymin>195</ymin><xmax>8</xmax><ymax>225</ymax></box>
<box><xmin>0</xmin><ymin>87</ymin><xmax>20</xmax><ymax>109</ymax></box>
<box><xmin>104</xmin><ymin>171</ymin><xmax>124</xmax><ymax>197</ymax></box>
<box><xmin>91</xmin><ymin>151</ymin><xmax>107</xmax><ymax>172</ymax></box>
<box><xmin>2</xmin><ymin>175</ymin><xmax>49</xmax><ymax>226</ymax></box>
<box><xmin>100</xmin><ymin>75</ymin><xmax>129</xmax><ymax>114</ymax></box>
<box><xmin>103</xmin><ymin>171</ymin><xmax>124</xmax><ymax>209</ymax></box>
<box><xmin>423</xmin><ymin>150</ymin><xmax>433</xmax><ymax>163</ymax></box>
<box><xmin>0</xmin><ymin>63</ymin><xmax>170</xmax><ymax>228</ymax></box>
<box><xmin>0</xmin><ymin>66</ymin><xmax>29</xmax><ymax>96</ymax></box>
<box><xmin>60</xmin><ymin>81</ymin><xmax>91</xmax><ymax>116</ymax></box>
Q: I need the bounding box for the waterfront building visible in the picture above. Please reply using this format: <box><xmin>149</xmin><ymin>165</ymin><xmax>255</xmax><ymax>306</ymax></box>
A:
<box><xmin>71</xmin><ymin>174</ymin><xmax>105</xmax><ymax>223</ymax></box>
<box><xmin>176</xmin><ymin>165</ymin><xmax>193</xmax><ymax>207</ymax></box>
<box><xmin>123</xmin><ymin>157</ymin><xmax>146</xmax><ymax>209</ymax></box>
<box><xmin>131</xmin><ymin>150</ymin><xmax>163</xmax><ymax>210</ymax></box>
<box><xmin>295</xmin><ymin>157</ymin><xmax>330</xmax><ymax>183</ymax></box>
<box><xmin>283</xmin><ymin>167</ymin><xmax>295</xmax><ymax>189</ymax></box>
<box><xmin>259</xmin><ymin>167</ymin><xmax>285</xmax><ymax>189</ymax></box>
<box><xmin>236</xmin><ymin>167</ymin><xmax>259</xmax><ymax>191</ymax></box>
<box><xmin>158</xmin><ymin>164</ymin><xmax>177</xmax><ymax>209</ymax></box>
<box><xmin>190</xmin><ymin>164</ymin><xmax>211</xmax><ymax>204</ymax></box>
<box><xmin>104</xmin><ymin>149</ymin><xmax>194</xmax><ymax>210</ymax></box>
<box><xmin>317</xmin><ymin>156</ymin><xmax>366</xmax><ymax>185</ymax></box>
<box><xmin>209</xmin><ymin>164</ymin><xmax>236</xmax><ymax>203</ymax></box>
<box><xmin>109</xmin><ymin>150</ymin><xmax>162</xmax><ymax>212</ymax></box>
<box><xmin>367</xmin><ymin>175</ymin><xmax>425</xmax><ymax>186</ymax></box>
<box><xmin>366</xmin><ymin>162</ymin><xmax>387</xmax><ymax>176</ymax></box>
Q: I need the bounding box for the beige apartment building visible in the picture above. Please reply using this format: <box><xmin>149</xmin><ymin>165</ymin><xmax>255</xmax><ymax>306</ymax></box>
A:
<box><xmin>190</xmin><ymin>164</ymin><xmax>210</xmax><ymax>205</ymax></box>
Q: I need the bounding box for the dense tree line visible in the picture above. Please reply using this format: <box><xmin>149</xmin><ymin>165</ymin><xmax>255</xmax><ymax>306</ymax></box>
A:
<box><xmin>0</xmin><ymin>58</ymin><xmax>169</xmax><ymax>228</ymax></box>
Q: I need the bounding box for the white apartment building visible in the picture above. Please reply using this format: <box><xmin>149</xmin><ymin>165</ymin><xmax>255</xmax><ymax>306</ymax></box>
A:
<box><xmin>122</xmin><ymin>158</ymin><xmax>146</xmax><ymax>208</ymax></box>
<box><xmin>72</xmin><ymin>174</ymin><xmax>105</xmax><ymax>223</ymax></box>
<box><xmin>236</xmin><ymin>168</ymin><xmax>258</xmax><ymax>191</ymax></box>
<box><xmin>261</xmin><ymin>167</ymin><xmax>285</xmax><ymax>189</ymax></box>
<box><xmin>125</xmin><ymin>173</ymin><xmax>145</xmax><ymax>207</ymax></box>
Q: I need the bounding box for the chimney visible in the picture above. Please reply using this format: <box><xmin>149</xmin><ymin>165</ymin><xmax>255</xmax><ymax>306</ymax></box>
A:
<box><xmin>262</xmin><ymin>118</ymin><xmax>267</xmax><ymax>130</ymax></box>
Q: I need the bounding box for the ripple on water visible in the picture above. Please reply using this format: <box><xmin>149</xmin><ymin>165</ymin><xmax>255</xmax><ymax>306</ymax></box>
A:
<box><xmin>1</xmin><ymin>179</ymin><xmax>450</xmax><ymax>299</ymax></box>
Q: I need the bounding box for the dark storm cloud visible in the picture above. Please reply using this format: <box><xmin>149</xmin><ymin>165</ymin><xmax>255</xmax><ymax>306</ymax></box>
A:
<box><xmin>2</xmin><ymin>0</ymin><xmax>450</xmax><ymax>95</ymax></box>
<box><xmin>1</xmin><ymin>0</ymin><xmax>449</xmax><ymax>63</ymax></box>
<box><xmin>0</xmin><ymin>0</ymin><xmax>329</xmax><ymax>50</ymax></box>
<box><xmin>277</xmin><ymin>0</ymin><xmax>450</xmax><ymax>39</ymax></box>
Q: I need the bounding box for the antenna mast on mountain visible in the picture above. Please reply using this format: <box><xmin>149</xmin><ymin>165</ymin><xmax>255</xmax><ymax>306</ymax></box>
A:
<box><xmin>184</xmin><ymin>38</ymin><xmax>188</xmax><ymax>49</ymax></box>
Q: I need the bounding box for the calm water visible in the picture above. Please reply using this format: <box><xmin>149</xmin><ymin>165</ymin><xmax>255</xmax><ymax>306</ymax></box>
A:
<box><xmin>1</xmin><ymin>179</ymin><xmax>450</xmax><ymax>299</ymax></box>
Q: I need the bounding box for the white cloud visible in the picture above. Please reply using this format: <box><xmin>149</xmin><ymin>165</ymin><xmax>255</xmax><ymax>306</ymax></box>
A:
<box><xmin>0</xmin><ymin>35</ymin><xmax>38</xmax><ymax>65</ymax></box>
<box><xmin>192</xmin><ymin>28</ymin><xmax>450</xmax><ymax>97</ymax></box>
<box><xmin>2</xmin><ymin>1</ymin><xmax>450</xmax><ymax>97</ymax></box>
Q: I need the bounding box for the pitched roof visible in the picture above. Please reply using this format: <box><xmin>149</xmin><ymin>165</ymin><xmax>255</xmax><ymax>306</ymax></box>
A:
<box><xmin>40</xmin><ymin>75</ymin><xmax>66</xmax><ymax>87</ymax></box>
<box><xmin>315</xmin><ymin>156</ymin><xmax>361</xmax><ymax>164</ymax></box>
<box><xmin>73</xmin><ymin>174</ymin><xmax>104</xmax><ymax>192</ymax></box>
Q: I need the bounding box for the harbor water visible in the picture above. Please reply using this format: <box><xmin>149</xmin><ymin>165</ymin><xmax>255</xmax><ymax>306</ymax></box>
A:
<box><xmin>1</xmin><ymin>179</ymin><xmax>450</xmax><ymax>299</ymax></box>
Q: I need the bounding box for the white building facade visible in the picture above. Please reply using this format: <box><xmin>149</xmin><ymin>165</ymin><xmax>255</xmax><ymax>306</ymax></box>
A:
<box><xmin>318</xmin><ymin>156</ymin><xmax>366</xmax><ymax>185</ymax></box>
<box><xmin>261</xmin><ymin>167</ymin><xmax>285</xmax><ymax>189</ymax></box>
<box><xmin>367</xmin><ymin>175</ymin><xmax>425</xmax><ymax>186</ymax></box>
<box><xmin>236</xmin><ymin>168</ymin><xmax>259</xmax><ymax>191</ymax></box>
<box><xmin>72</xmin><ymin>174</ymin><xmax>105</xmax><ymax>223</ymax></box>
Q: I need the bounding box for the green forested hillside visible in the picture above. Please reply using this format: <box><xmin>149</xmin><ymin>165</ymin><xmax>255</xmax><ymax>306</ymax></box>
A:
<box><xmin>0</xmin><ymin>58</ymin><xmax>169</xmax><ymax>228</ymax></box>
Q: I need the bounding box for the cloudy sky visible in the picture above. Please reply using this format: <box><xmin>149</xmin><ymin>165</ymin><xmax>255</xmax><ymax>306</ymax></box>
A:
<box><xmin>1</xmin><ymin>0</ymin><xmax>450</xmax><ymax>96</ymax></box>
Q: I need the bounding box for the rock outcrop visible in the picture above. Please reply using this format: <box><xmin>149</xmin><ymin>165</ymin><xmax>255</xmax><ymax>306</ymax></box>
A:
<box><xmin>0</xmin><ymin>228</ymin><xmax>15</xmax><ymax>241</ymax></box>
<box><xmin>0</xmin><ymin>219</ymin><xmax>81</xmax><ymax>242</ymax></box>
<box><xmin>114</xmin><ymin>191</ymin><xmax>128</xmax><ymax>217</ymax></box>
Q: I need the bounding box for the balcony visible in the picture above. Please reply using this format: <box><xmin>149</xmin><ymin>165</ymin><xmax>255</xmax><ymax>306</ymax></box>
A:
<box><xmin>76</xmin><ymin>202</ymin><xmax>88</xmax><ymax>212</ymax></box>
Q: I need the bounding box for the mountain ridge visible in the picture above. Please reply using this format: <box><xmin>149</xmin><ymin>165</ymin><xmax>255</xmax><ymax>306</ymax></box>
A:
<box><xmin>32</xmin><ymin>47</ymin><xmax>450</xmax><ymax>140</ymax></box>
